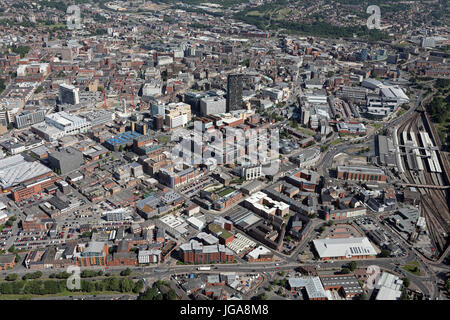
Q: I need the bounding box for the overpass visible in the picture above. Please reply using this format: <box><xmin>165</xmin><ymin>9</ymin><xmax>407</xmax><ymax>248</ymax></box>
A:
<box><xmin>395</xmin><ymin>183</ymin><xmax>449</xmax><ymax>189</ymax></box>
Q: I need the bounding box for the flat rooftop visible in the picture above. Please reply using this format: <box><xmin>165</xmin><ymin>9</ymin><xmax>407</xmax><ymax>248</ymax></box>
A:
<box><xmin>0</xmin><ymin>154</ymin><xmax>52</xmax><ymax>189</ymax></box>
<box><xmin>337</xmin><ymin>166</ymin><xmax>385</xmax><ymax>175</ymax></box>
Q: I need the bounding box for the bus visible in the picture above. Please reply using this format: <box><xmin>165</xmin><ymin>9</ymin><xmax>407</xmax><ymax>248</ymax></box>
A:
<box><xmin>197</xmin><ymin>266</ymin><xmax>211</xmax><ymax>271</ymax></box>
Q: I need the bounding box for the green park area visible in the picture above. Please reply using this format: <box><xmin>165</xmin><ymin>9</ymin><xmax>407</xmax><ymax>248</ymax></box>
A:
<box><xmin>217</xmin><ymin>187</ymin><xmax>234</xmax><ymax>197</ymax></box>
<box><xmin>402</xmin><ymin>260</ymin><xmax>422</xmax><ymax>276</ymax></box>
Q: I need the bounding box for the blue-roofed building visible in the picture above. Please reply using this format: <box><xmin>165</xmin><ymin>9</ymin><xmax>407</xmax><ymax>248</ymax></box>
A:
<box><xmin>105</xmin><ymin>131</ymin><xmax>142</xmax><ymax>151</ymax></box>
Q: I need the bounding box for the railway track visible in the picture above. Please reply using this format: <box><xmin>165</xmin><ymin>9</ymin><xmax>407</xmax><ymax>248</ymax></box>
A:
<box><xmin>422</xmin><ymin>195</ymin><xmax>447</xmax><ymax>254</ymax></box>
<box><xmin>396</xmin><ymin>111</ymin><xmax>449</xmax><ymax>259</ymax></box>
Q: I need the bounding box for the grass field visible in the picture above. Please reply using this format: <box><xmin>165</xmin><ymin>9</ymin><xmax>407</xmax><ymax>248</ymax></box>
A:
<box><xmin>371</xmin><ymin>122</ymin><xmax>383</xmax><ymax>130</ymax></box>
<box><xmin>156</xmin><ymin>135</ymin><xmax>170</xmax><ymax>144</ymax></box>
<box><xmin>246</xmin><ymin>10</ymin><xmax>264</xmax><ymax>17</ymax></box>
<box><xmin>402</xmin><ymin>260</ymin><xmax>422</xmax><ymax>276</ymax></box>
<box><xmin>217</xmin><ymin>188</ymin><xmax>234</xmax><ymax>197</ymax></box>
<box><xmin>330</xmin><ymin>139</ymin><xmax>342</xmax><ymax>145</ymax></box>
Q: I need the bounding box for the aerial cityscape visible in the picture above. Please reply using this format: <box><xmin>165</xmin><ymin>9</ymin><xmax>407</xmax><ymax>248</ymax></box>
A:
<box><xmin>0</xmin><ymin>0</ymin><xmax>448</xmax><ymax>304</ymax></box>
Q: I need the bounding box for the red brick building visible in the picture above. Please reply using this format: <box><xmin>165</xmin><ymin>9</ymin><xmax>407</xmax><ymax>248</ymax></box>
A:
<box><xmin>0</xmin><ymin>254</ymin><xmax>15</xmax><ymax>270</ymax></box>
<box><xmin>11</xmin><ymin>172</ymin><xmax>60</xmax><ymax>201</ymax></box>
<box><xmin>22</xmin><ymin>215</ymin><xmax>48</xmax><ymax>232</ymax></box>
<box><xmin>337</xmin><ymin>166</ymin><xmax>387</xmax><ymax>183</ymax></box>
<box><xmin>75</xmin><ymin>242</ymin><xmax>108</xmax><ymax>267</ymax></box>
<box><xmin>179</xmin><ymin>240</ymin><xmax>235</xmax><ymax>264</ymax></box>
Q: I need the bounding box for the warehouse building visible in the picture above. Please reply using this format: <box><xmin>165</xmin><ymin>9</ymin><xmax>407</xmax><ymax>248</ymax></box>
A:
<box><xmin>0</xmin><ymin>154</ymin><xmax>60</xmax><ymax>201</ymax></box>
<box><xmin>288</xmin><ymin>277</ymin><xmax>327</xmax><ymax>300</ymax></box>
<box><xmin>375</xmin><ymin>272</ymin><xmax>403</xmax><ymax>300</ymax></box>
<box><xmin>246</xmin><ymin>245</ymin><xmax>273</xmax><ymax>262</ymax></box>
<box><xmin>312</xmin><ymin>237</ymin><xmax>377</xmax><ymax>261</ymax></box>
<box><xmin>320</xmin><ymin>275</ymin><xmax>364</xmax><ymax>298</ymax></box>
<box><xmin>337</xmin><ymin>166</ymin><xmax>387</xmax><ymax>183</ymax></box>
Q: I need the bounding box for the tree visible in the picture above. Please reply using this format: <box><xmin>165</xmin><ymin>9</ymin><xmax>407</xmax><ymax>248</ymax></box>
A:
<box><xmin>257</xmin><ymin>292</ymin><xmax>269</xmax><ymax>300</ymax></box>
<box><xmin>87</xmin><ymin>281</ymin><xmax>96</xmax><ymax>293</ymax></box>
<box><xmin>10</xmin><ymin>45</ymin><xmax>30</xmax><ymax>58</ymax></box>
<box><xmin>378</xmin><ymin>249</ymin><xmax>391</xmax><ymax>258</ymax></box>
<box><xmin>348</xmin><ymin>261</ymin><xmax>357</xmax><ymax>272</ymax></box>
<box><xmin>166</xmin><ymin>288</ymin><xmax>178</xmax><ymax>300</ymax></box>
<box><xmin>267</xmin><ymin>285</ymin><xmax>273</xmax><ymax>292</ymax></box>
<box><xmin>5</xmin><ymin>274</ymin><xmax>18</xmax><ymax>281</ymax></box>
<box><xmin>95</xmin><ymin>281</ymin><xmax>104</xmax><ymax>291</ymax></box>
<box><xmin>139</xmin><ymin>287</ymin><xmax>158</xmax><ymax>300</ymax></box>
<box><xmin>340</xmin><ymin>267</ymin><xmax>350</xmax><ymax>274</ymax></box>
<box><xmin>400</xmin><ymin>288</ymin><xmax>408</xmax><ymax>300</ymax></box>
<box><xmin>120</xmin><ymin>278</ymin><xmax>133</xmax><ymax>292</ymax></box>
<box><xmin>43</xmin><ymin>280</ymin><xmax>61</xmax><ymax>294</ymax></box>
<box><xmin>120</xmin><ymin>268</ymin><xmax>132</xmax><ymax>277</ymax></box>
<box><xmin>359</xmin><ymin>292</ymin><xmax>369</xmax><ymax>300</ymax></box>
<box><xmin>402</xmin><ymin>277</ymin><xmax>410</xmax><ymax>288</ymax></box>
<box><xmin>133</xmin><ymin>280</ymin><xmax>144</xmax><ymax>293</ymax></box>
<box><xmin>0</xmin><ymin>282</ymin><xmax>13</xmax><ymax>294</ymax></box>
<box><xmin>54</xmin><ymin>272</ymin><xmax>71</xmax><ymax>279</ymax></box>
<box><xmin>108</xmin><ymin>277</ymin><xmax>120</xmax><ymax>292</ymax></box>
<box><xmin>81</xmin><ymin>270</ymin><xmax>98</xmax><ymax>278</ymax></box>
<box><xmin>23</xmin><ymin>271</ymin><xmax>42</xmax><ymax>280</ymax></box>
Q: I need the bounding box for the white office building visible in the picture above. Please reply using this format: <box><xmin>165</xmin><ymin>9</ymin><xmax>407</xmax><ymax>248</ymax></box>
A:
<box><xmin>45</xmin><ymin>111</ymin><xmax>91</xmax><ymax>135</ymax></box>
<box><xmin>241</xmin><ymin>165</ymin><xmax>263</xmax><ymax>180</ymax></box>
<box><xmin>200</xmin><ymin>96</ymin><xmax>226</xmax><ymax>116</ymax></box>
<box><xmin>138</xmin><ymin>250</ymin><xmax>161</xmax><ymax>264</ymax></box>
